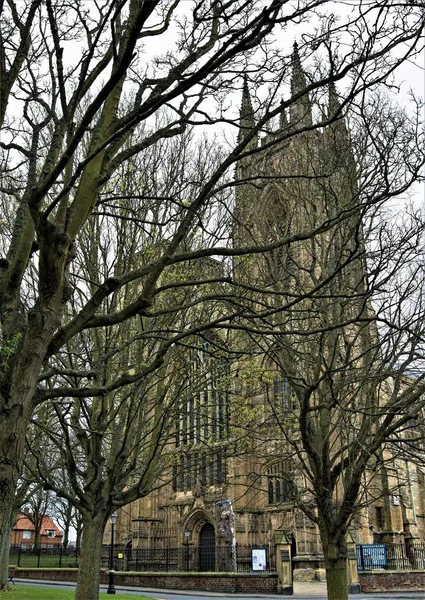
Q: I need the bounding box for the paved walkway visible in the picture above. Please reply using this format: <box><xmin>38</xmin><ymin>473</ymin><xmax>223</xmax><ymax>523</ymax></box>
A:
<box><xmin>294</xmin><ymin>582</ymin><xmax>331</xmax><ymax>596</ymax></box>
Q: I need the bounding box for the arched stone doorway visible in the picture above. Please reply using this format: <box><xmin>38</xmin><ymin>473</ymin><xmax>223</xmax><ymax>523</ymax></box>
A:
<box><xmin>199</xmin><ymin>522</ymin><xmax>216</xmax><ymax>571</ymax></box>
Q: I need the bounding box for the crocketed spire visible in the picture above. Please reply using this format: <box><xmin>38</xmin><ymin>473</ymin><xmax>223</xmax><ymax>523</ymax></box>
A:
<box><xmin>279</xmin><ymin>99</ymin><xmax>288</xmax><ymax>131</ymax></box>
<box><xmin>238</xmin><ymin>74</ymin><xmax>257</xmax><ymax>145</ymax></box>
<box><xmin>328</xmin><ymin>80</ymin><xmax>341</xmax><ymax>119</ymax></box>
<box><xmin>289</xmin><ymin>42</ymin><xmax>312</xmax><ymax>128</ymax></box>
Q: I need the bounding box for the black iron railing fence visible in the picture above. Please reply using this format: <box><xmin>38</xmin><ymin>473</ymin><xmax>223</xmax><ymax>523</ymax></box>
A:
<box><xmin>12</xmin><ymin>542</ymin><xmax>425</xmax><ymax>573</ymax></box>
<box><xmin>357</xmin><ymin>543</ymin><xmax>425</xmax><ymax>571</ymax></box>
<box><xmin>9</xmin><ymin>545</ymin><xmax>80</xmax><ymax>569</ymax></box>
<box><xmin>9</xmin><ymin>543</ymin><xmax>276</xmax><ymax>573</ymax></box>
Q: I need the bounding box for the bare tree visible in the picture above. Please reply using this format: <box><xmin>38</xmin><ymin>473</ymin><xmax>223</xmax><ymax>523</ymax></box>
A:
<box><xmin>25</xmin><ymin>130</ymin><xmax>235</xmax><ymax>600</ymax></box>
<box><xmin>0</xmin><ymin>0</ymin><xmax>43</xmax><ymax>126</ymax></box>
<box><xmin>0</xmin><ymin>3</ymin><xmax>291</xmax><ymax>580</ymax></box>
<box><xmin>50</xmin><ymin>497</ymin><xmax>76</xmax><ymax>550</ymax></box>
<box><xmin>20</xmin><ymin>488</ymin><xmax>51</xmax><ymax>550</ymax></box>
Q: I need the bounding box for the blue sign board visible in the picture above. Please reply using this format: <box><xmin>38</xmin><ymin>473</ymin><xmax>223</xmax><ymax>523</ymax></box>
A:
<box><xmin>357</xmin><ymin>544</ymin><xmax>387</xmax><ymax>570</ymax></box>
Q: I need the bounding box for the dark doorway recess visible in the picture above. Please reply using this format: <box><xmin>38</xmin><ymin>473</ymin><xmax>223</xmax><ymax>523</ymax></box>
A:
<box><xmin>199</xmin><ymin>523</ymin><xmax>215</xmax><ymax>571</ymax></box>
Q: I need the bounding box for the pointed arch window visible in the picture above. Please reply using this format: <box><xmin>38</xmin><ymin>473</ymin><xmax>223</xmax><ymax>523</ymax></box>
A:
<box><xmin>172</xmin><ymin>449</ymin><xmax>227</xmax><ymax>492</ymax></box>
<box><xmin>176</xmin><ymin>340</ymin><xmax>229</xmax><ymax>448</ymax></box>
<box><xmin>260</xmin><ymin>190</ymin><xmax>293</xmax><ymax>285</ymax></box>
<box><xmin>266</xmin><ymin>461</ymin><xmax>293</xmax><ymax>505</ymax></box>
<box><xmin>266</xmin><ymin>368</ymin><xmax>296</xmax><ymax>413</ymax></box>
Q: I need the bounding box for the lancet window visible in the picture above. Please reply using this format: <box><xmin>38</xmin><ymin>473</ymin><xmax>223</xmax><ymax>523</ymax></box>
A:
<box><xmin>266</xmin><ymin>461</ymin><xmax>293</xmax><ymax>505</ymax></box>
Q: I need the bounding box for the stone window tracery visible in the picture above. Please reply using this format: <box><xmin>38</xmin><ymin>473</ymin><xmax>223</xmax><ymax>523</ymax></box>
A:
<box><xmin>266</xmin><ymin>462</ymin><xmax>293</xmax><ymax>505</ymax></box>
<box><xmin>173</xmin><ymin>340</ymin><xmax>229</xmax><ymax>493</ymax></box>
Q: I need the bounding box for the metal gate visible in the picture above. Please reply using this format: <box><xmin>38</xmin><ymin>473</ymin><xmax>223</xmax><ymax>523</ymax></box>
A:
<box><xmin>199</xmin><ymin>523</ymin><xmax>215</xmax><ymax>571</ymax></box>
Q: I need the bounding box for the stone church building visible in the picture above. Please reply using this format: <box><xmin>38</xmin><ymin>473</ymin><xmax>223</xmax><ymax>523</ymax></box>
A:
<box><xmin>114</xmin><ymin>45</ymin><xmax>425</xmax><ymax>578</ymax></box>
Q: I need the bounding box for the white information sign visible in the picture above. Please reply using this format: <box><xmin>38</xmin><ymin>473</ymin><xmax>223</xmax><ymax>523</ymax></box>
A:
<box><xmin>251</xmin><ymin>548</ymin><xmax>267</xmax><ymax>571</ymax></box>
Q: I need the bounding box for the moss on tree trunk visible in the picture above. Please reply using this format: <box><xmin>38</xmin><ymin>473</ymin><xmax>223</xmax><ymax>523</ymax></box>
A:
<box><xmin>322</xmin><ymin>533</ymin><xmax>349</xmax><ymax>600</ymax></box>
<box><xmin>325</xmin><ymin>554</ymin><xmax>349</xmax><ymax>600</ymax></box>
<box><xmin>75</xmin><ymin>513</ymin><xmax>106</xmax><ymax>600</ymax></box>
<box><xmin>0</xmin><ymin>407</ymin><xmax>27</xmax><ymax>565</ymax></box>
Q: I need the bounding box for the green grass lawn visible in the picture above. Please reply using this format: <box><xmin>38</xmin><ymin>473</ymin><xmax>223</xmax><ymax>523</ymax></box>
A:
<box><xmin>0</xmin><ymin>585</ymin><xmax>153</xmax><ymax>599</ymax></box>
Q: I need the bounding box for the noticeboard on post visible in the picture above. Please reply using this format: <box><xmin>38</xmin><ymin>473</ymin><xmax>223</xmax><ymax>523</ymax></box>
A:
<box><xmin>251</xmin><ymin>548</ymin><xmax>267</xmax><ymax>571</ymax></box>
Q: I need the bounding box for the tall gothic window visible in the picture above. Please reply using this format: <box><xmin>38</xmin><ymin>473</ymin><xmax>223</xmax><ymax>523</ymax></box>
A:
<box><xmin>172</xmin><ymin>449</ymin><xmax>226</xmax><ymax>492</ymax></box>
<box><xmin>175</xmin><ymin>341</ymin><xmax>229</xmax><ymax>447</ymax></box>
<box><xmin>173</xmin><ymin>340</ymin><xmax>229</xmax><ymax>492</ymax></box>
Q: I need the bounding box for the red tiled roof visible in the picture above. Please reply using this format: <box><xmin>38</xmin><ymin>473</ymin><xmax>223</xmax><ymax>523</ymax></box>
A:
<box><xmin>13</xmin><ymin>514</ymin><xmax>63</xmax><ymax>536</ymax></box>
<box><xmin>14</xmin><ymin>515</ymin><xmax>35</xmax><ymax>531</ymax></box>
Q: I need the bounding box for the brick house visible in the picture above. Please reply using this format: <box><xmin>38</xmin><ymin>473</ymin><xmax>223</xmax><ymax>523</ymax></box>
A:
<box><xmin>10</xmin><ymin>514</ymin><xmax>63</xmax><ymax>549</ymax></box>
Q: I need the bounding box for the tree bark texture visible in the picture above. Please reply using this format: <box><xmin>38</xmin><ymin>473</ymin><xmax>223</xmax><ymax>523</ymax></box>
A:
<box><xmin>0</xmin><ymin>507</ymin><xmax>12</xmax><ymax>591</ymax></box>
<box><xmin>74</xmin><ymin>513</ymin><xmax>106</xmax><ymax>600</ymax></box>
<box><xmin>322</xmin><ymin>536</ymin><xmax>349</xmax><ymax>600</ymax></box>
<box><xmin>0</xmin><ymin>401</ymin><xmax>31</xmax><ymax>558</ymax></box>
<box><xmin>0</xmin><ymin>229</ymin><xmax>72</xmax><ymax>562</ymax></box>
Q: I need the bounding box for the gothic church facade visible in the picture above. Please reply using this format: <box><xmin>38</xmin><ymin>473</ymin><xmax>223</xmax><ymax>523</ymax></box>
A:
<box><xmin>115</xmin><ymin>45</ymin><xmax>425</xmax><ymax>578</ymax></box>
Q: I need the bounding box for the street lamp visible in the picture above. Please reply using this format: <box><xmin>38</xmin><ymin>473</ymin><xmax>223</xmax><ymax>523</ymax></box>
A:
<box><xmin>107</xmin><ymin>512</ymin><xmax>118</xmax><ymax>595</ymax></box>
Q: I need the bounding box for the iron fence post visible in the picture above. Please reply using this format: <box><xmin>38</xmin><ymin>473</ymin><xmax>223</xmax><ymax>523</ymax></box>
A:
<box><xmin>185</xmin><ymin>541</ymin><xmax>189</xmax><ymax>572</ymax></box>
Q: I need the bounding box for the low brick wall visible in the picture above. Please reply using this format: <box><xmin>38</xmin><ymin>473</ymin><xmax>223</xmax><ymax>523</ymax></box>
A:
<box><xmin>359</xmin><ymin>570</ymin><xmax>425</xmax><ymax>593</ymax></box>
<box><xmin>114</xmin><ymin>572</ymin><xmax>279</xmax><ymax>593</ymax></box>
<box><xmin>14</xmin><ymin>568</ymin><xmax>279</xmax><ymax>594</ymax></box>
<box><xmin>14</xmin><ymin>568</ymin><xmax>79</xmax><ymax>582</ymax></box>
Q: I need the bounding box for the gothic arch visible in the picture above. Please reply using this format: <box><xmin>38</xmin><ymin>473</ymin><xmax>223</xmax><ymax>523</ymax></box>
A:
<box><xmin>183</xmin><ymin>507</ymin><xmax>215</xmax><ymax>543</ymax></box>
<box><xmin>261</xmin><ymin>186</ymin><xmax>288</xmax><ymax>236</ymax></box>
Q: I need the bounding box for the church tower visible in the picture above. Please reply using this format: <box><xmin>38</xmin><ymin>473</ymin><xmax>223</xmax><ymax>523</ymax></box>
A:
<box><xmin>231</xmin><ymin>45</ymin><xmax>370</xmax><ymax>575</ymax></box>
<box><xmin>231</xmin><ymin>44</ymin><xmax>423</xmax><ymax>572</ymax></box>
<box><xmin>233</xmin><ymin>44</ymin><xmax>362</xmax><ymax>300</ymax></box>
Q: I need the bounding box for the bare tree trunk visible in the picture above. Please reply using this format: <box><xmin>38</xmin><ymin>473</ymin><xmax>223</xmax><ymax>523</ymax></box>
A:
<box><xmin>76</xmin><ymin>526</ymin><xmax>82</xmax><ymax>550</ymax></box>
<box><xmin>0</xmin><ymin>406</ymin><xmax>29</xmax><ymax>560</ymax></box>
<box><xmin>33</xmin><ymin>516</ymin><xmax>41</xmax><ymax>549</ymax></box>
<box><xmin>0</xmin><ymin>507</ymin><xmax>12</xmax><ymax>590</ymax></box>
<box><xmin>75</xmin><ymin>513</ymin><xmax>106</xmax><ymax>600</ymax></box>
<box><xmin>0</xmin><ymin>262</ymin><xmax>69</xmax><ymax>565</ymax></box>
<box><xmin>62</xmin><ymin>525</ymin><xmax>69</xmax><ymax>549</ymax></box>
<box><xmin>322</xmin><ymin>535</ymin><xmax>349</xmax><ymax>600</ymax></box>
<box><xmin>62</xmin><ymin>501</ymin><xmax>73</xmax><ymax>549</ymax></box>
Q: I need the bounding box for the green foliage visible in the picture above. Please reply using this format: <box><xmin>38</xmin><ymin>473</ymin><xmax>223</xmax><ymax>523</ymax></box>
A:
<box><xmin>0</xmin><ymin>333</ymin><xmax>22</xmax><ymax>368</ymax></box>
